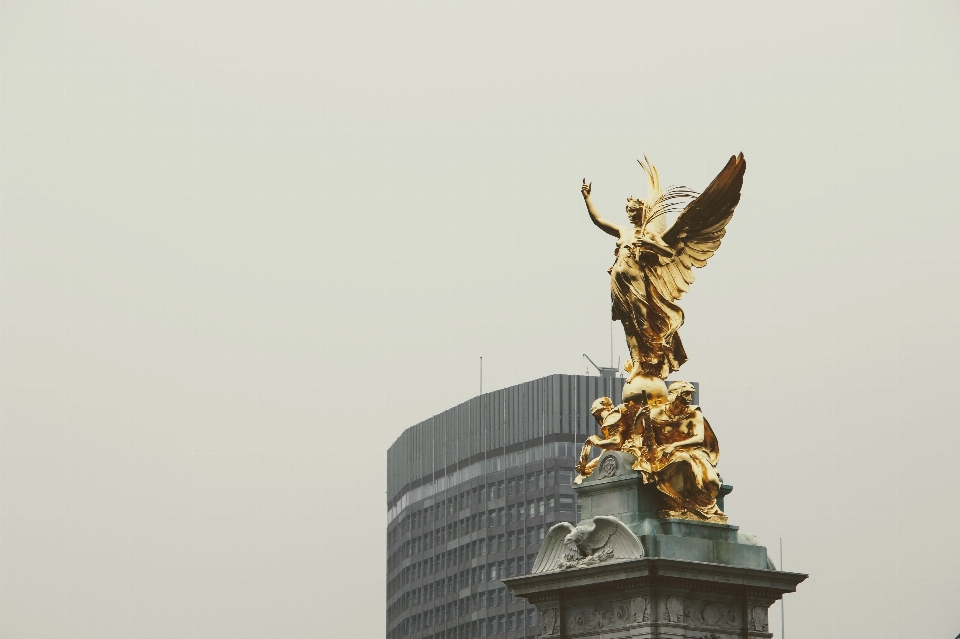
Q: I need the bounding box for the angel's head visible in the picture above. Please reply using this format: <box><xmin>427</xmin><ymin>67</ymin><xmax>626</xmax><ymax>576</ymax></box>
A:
<box><xmin>625</xmin><ymin>197</ymin><xmax>646</xmax><ymax>225</ymax></box>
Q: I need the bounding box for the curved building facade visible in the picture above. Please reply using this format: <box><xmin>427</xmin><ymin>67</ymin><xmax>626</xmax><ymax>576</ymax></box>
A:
<box><xmin>386</xmin><ymin>374</ymin><xmax>625</xmax><ymax>639</ymax></box>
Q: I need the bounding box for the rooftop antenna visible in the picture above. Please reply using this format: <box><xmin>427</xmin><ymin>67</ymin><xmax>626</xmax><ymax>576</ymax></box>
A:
<box><xmin>780</xmin><ymin>538</ymin><xmax>785</xmax><ymax>638</ymax></box>
<box><xmin>583</xmin><ymin>354</ymin><xmax>619</xmax><ymax>380</ymax></box>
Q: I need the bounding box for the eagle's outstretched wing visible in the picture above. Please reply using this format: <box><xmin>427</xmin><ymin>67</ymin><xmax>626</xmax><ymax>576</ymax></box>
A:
<box><xmin>530</xmin><ymin>522</ymin><xmax>576</xmax><ymax>574</ymax></box>
<box><xmin>584</xmin><ymin>516</ymin><xmax>619</xmax><ymax>552</ymax></box>
<box><xmin>648</xmin><ymin>153</ymin><xmax>747</xmax><ymax>301</ymax></box>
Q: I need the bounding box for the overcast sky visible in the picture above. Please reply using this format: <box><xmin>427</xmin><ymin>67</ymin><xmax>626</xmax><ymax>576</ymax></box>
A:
<box><xmin>2</xmin><ymin>1</ymin><xmax>959</xmax><ymax>637</ymax></box>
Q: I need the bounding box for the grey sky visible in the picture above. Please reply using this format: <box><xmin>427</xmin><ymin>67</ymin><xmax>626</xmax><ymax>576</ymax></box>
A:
<box><xmin>2</xmin><ymin>1</ymin><xmax>959</xmax><ymax>637</ymax></box>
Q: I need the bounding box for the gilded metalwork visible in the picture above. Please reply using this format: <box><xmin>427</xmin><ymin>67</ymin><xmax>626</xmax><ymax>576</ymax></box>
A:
<box><xmin>581</xmin><ymin>154</ymin><xmax>746</xmax><ymax>382</ymax></box>
<box><xmin>576</xmin><ymin>153</ymin><xmax>744</xmax><ymax>523</ymax></box>
<box><xmin>633</xmin><ymin>381</ymin><xmax>726</xmax><ymax>523</ymax></box>
<box><xmin>574</xmin><ymin>397</ymin><xmax>641</xmax><ymax>482</ymax></box>
<box><xmin>575</xmin><ymin>382</ymin><xmax>726</xmax><ymax>523</ymax></box>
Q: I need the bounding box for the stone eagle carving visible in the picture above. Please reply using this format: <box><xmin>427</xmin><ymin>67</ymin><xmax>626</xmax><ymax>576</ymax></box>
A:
<box><xmin>530</xmin><ymin>516</ymin><xmax>644</xmax><ymax>573</ymax></box>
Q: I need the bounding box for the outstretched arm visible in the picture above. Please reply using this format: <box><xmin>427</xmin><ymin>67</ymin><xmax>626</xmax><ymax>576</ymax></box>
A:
<box><xmin>582</xmin><ymin>179</ymin><xmax>621</xmax><ymax>238</ymax></box>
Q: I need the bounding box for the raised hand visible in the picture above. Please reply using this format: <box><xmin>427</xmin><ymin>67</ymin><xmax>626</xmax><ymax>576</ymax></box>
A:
<box><xmin>581</xmin><ymin>179</ymin><xmax>592</xmax><ymax>198</ymax></box>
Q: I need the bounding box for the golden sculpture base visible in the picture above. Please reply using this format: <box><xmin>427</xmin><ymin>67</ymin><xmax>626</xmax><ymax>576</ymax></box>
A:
<box><xmin>658</xmin><ymin>509</ymin><xmax>729</xmax><ymax>525</ymax></box>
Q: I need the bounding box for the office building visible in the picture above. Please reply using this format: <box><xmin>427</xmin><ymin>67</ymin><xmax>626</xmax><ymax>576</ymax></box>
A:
<box><xmin>386</xmin><ymin>374</ymin><xmax>626</xmax><ymax>639</ymax></box>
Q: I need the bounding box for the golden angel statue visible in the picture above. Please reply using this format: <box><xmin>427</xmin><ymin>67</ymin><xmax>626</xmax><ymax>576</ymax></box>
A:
<box><xmin>581</xmin><ymin>154</ymin><xmax>746</xmax><ymax>384</ymax></box>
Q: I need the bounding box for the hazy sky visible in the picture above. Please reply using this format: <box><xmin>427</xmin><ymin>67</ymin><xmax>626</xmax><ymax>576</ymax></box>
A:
<box><xmin>2</xmin><ymin>1</ymin><xmax>959</xmax><ymax>637</ymax></box>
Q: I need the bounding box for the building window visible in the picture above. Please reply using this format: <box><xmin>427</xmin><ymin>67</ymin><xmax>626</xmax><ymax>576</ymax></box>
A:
<box><xmin>547</xmin><ymin>469</ymin><xmax>555</xmax><ymax>486</ymax></box>
<box><xmin>508</xmin><ymin>479</ymin><xmax>515</xmax><ymax>496</ymax></box>
<box><xmin>537</xmin><ymin>471</ymin><xmax>544</xmax><ymax>488</ymax></box>
<box><xmin>538</xmin><ymin>525</ymin><xmax>544</xmax><ymax>541</ymax></box>
<box><xmin>559</xmin><ymin>469</ymin><xmax>573</xmax><ymax>485</ymax></box>
<box><xmin>497</xmin><ymin>534</ymin><xmax>504</xmax><ymax>552</ymax></box>
<box><xmin>547</xmin><ymin>497</ymin><xmax>555</xmax><ymax>514</ymax></box>
<box><xmin>559</xmin><ymin>495</ymin><xmax>574</xmax><ymax>512</ymax></box>
<box><xmin>507</xmin><ymin>532</ymin><xmax>515</xmax><ymax>550</ymax></box>
<box><xmin>508</xmin><ymin>505</ymin><xmax>516</xmax><ymax>522</ymax></box>
<box><xmin>538</xmin><ymin>498</ymin><xmax>544</xmax><ymax>515</ymax></box>
<box><xmin>517</xmin><ymin>556</ymin><xmax>525</xmax><ymax>574</ymax></box>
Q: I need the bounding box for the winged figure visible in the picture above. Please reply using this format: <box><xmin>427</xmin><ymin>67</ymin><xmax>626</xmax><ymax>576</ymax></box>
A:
<box><xmin>582</xmin><ymin>154</ymin><xmax>746</xmax><ymax>380</ymax></box>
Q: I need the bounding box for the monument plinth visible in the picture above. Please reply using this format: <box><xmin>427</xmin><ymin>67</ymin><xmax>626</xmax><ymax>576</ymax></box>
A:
<box><xmin>503</xmin><ymin>153</ymin><xmax>807</xmax><ymax>638</ymax></box>
<box><xmin>505</xmin><ymin>452</ymin><xmax>806</xmax><ymax>639</ymax></box>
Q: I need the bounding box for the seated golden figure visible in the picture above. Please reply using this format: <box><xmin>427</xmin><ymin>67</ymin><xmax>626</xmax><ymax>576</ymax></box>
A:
<box><xmin>575</xmin><ymin>382</ymin><xmax>726</xmax><ymax>524</ymax></box>
<box><xmin>635</xmin><ymin>381</ymin><xmax>726</xmax><ymax>523</ymax></box>
<box><xmin>574</xmin><ymin>398</ymin><xmax>640</xmax><ymax>484</ymax></box>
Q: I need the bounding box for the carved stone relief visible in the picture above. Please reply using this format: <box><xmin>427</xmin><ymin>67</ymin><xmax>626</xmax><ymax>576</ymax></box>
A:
<box><xmin>542</xmin><ymin>607</ymin><xmax>560</xmax><ymax>636</ymax></box>
<box><xmin>597</xmin><ymin>455</ymin><xmax>620</xmax><ymax>479</ymax></box>
<box><xmin>566</xmin><ymin>601</ymin><xmax>630</xmax><ymax>632</ymax></box>
<box><xmin>630</xmin><ymin>595</ymin><xmax>650</xmax><ymax>623</ymax></box>
<box><xmin>683</xmin><ymin>599</ymin><xmax>741</xmax><ymax>629</ymax></box>
<box><xmin>662</xmin><ymin>595</ymin><xmax>683</xmax><ymax>623</ymax></box>
<box><xmin>748</xmin><ymin>605</ymin><xmax>769</xmax><ymax>632</ymax></box>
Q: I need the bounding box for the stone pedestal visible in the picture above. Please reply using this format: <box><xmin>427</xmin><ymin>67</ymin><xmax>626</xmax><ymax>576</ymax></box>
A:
<box><xmin>504</xmin><ymin>451</ymin><xmax>806</xmax><ymax>639</ymax></box>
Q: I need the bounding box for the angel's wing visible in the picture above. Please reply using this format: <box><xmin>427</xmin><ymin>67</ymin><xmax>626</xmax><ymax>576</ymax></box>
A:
<box><xmin>649</xmin><ymin>153</ymin><xmax>747</xmax><ymax>301</ymax></box>
<box><xmin>637</xmin><ymin>156</ymin><xmax>665</xmax><ymax>234</ymax></box>
<box><xmin>530</xmin><ymin>522</ymin><xmax>576</xmax><ymax>574</ymax></box>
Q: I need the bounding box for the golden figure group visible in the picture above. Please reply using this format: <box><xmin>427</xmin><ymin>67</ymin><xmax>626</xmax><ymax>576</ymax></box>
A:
<box><xmin>575</xmin><ymin>381</ymin><xmax>726</xmax><ymax>524</ymax></box>
<box><xmin>575</xmin><ymin>154</ymin><xmax>747</xmax><ymax>523</ymax></box>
